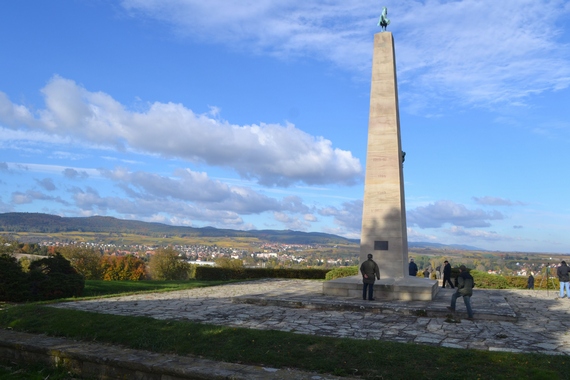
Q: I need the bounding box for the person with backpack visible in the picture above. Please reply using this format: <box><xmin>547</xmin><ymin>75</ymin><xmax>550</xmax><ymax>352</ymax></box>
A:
<box><xmin>447</xmin><ymin>265</ymin><xmax>474</xmax><ymax>320</ymax></box>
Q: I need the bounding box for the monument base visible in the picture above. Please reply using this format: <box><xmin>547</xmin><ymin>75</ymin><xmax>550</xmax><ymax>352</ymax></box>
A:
<box><xmin>323</xmin><ymin>275</ymin><xmax>439</xmax><ymax>301</ymax></box>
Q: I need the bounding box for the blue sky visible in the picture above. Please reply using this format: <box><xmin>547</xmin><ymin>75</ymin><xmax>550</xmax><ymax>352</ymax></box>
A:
<box><xmin>1</xmin><ymin>0</ymin><xmax>570</xmax><ymax>253</ymax></box>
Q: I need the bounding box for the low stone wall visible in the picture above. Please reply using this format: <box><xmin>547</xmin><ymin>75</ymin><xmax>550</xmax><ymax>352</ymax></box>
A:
<box><xmin>0</xmin><ymin>329</ymin><xmax>346</xmax><ymax>380</ymax></box>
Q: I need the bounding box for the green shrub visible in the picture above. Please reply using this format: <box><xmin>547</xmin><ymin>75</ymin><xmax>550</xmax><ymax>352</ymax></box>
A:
<box><xmin>1</xmin><ymin>253</ymin><xmax>85</xmax><ymax>301</ymax></box>
<box><xmin>0</xmin><ymin>254</ymin><xmax>30</xmax><ymax>302</ymax></box>
<box><xmin>530</xmin><ymin>275</ymin><xmax>559</xmax><ymax>290</ymax></box>
<box><xmin>470</xmin><ymin>270</ymin><xmax>509</xmax><ymax>289</ymax></box>
<box><xmin>325</xmin><ymin>266</ymin><xmax>358</xmax><ymax>280</ymax></box>
<box><xmin>27</xmin><ymin>253</ymin><xmax>85</xmax><ymax>300</ymax></box>
<box><xmin>214</xmin><ymin>257</ymin><xmax>244</xmax><ymax>269</ymax></box>
<box><xmin>59</xmin><ymin>246</ymin><xmax>103</xmax><ymax>280</ymax></box>
<box><xmin>149</xmin><ymin>247</ymin><xmax>190</xmax><ymax>281</ymax></box>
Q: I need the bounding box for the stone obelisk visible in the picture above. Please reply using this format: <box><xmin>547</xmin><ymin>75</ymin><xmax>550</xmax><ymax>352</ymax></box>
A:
<box><xmin>359</xmin><ymin>31</ymin><xmax>408</xmax><ymax>278</ymax></box>
<box><xmin>323</xmin><ymin>31</ymin><xmax>438</xmax><ymax>301</ymax></box>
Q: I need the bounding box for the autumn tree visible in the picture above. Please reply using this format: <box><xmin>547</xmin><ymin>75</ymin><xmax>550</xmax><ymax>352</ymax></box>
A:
<box><xmin>214</xmin><ymin>257</ymin><xmax>244</xmax><ymax>269</ymax></box>
<box><xmin>100</xmin><ymin>255</ymin><xmax>146</xmax><ymax>281</ymax></box>
<box><xmin>148</xmin><ymin>247</ymin><xmax>190</xmax><ymax>280</ymax></box>
<box><xmin>59</xmin><ymin>246</ymin><xmax>103</xmax><ymax>280</ymax></box>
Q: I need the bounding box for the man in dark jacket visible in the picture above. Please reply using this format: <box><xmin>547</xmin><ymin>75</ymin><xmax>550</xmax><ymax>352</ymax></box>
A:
<box><xmin>447</xmin><ymin>265</ymin><xmax>474</xmax><ymax>319</ymax></box>
<box><xmin>557</xmin><ymin>261</ymin><xmax>570</xmax><ymax>298</ymax></box>
<box><xmin>527</xmin><ymin>273</ymin><xmax>535</xmax><ymax>289</ymax></box>
<box><xmin>442</xmin><ymin>260</ymin><xmax>454</xmax><ymax>288</ymax></box>
<box><xmin>360</xmin><ymin>254</ymin><xmax>380</xmax><ymax>301</ymax></box>
<box><xmin>408</xmin><ymin>258</ymin><xmax>418</xmax><ymax>276</ymax></box>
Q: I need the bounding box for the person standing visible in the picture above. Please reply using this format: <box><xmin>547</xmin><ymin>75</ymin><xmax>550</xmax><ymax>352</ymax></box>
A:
<box><xmin>409</xmin><ymin>258</ymin><xmax>418</xmax><ymax>277</ymax></box>
<box><xmin>527</xmin><ymin>273</ymin><xmax>535</xmax><ymax>290</ymax></box>
<box><xmin>557</xmin><ymin>261</ymin><xmax>570</xmax><ymax>298</ymax></box>
<box><xmin>360</xmin><ymin>254</ymin><xmax>380</xmax><ymax>301</ymax></box>
<box><xmin>442</xmin><ymin>260</ymin><xmax>454</xmax><ymax>288</ymax></box>
<box><xmin>447</xmin><ymin>265</ymin><xmax>474</xmax><ymax>320</ymax></box>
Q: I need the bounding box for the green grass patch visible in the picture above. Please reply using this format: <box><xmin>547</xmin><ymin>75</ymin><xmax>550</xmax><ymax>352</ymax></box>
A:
<box><xmin>0</xmin><ymin>304</ymin><xmax>568</xmax><ymax>379</ymax></box>
<box><xmin>81</xmin><ymin>279</ymin><xmax>230</xmax><ymax>297</ymax></box>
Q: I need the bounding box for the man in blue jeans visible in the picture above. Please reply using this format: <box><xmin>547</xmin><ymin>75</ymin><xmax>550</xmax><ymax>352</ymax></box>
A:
<box><xmin>557</xmin><ymin>261</ymin><xmax>570</xmax><ymax>298</ymax></box>
<box><xmin>447</xmin><ymin>265</ymin><xmax>474</xmax><ymax>320</ymax></box>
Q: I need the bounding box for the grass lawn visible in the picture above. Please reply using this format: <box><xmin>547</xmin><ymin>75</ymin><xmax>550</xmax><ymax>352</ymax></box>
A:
<box><xmin>0</xmin><ymin>302</ymin><xmax>567</xmax><ymax>380</ymax></box>
<box><xmin>81</xmin><ymin>279</ymin><xmax>231</xmax><ymax>298</ymax></box>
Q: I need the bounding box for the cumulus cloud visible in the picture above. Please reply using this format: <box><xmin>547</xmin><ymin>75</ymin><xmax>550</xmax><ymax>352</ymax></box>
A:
<box><xmin>407</xmin><ymin>227</ymin><xmax>438</xmax><ymax>242</ymax></box>
<box><xmin>0</xmin><ymin>92</ymin><xmax>36</xmax><ymax>127</ymax></box>
<box><xmin>99</xmin><ymin>167</ymin><xmax>312</xmax><ymax>215</ymax></box>
<box><xmin>71</xmin><ymin>186</ymin><xmax>245</xmax><ymax>226</ymax></box>
<box><xmin>35</xmin><ymin>178</ymin><xmax>56</xmax><ymax>191</ymax></box>
<box><xmin>11</xmin><ymin>190</ymin><xmax>69</xmax><ymax>206</ymax></box>
<box><xmin>63</xmin><ymin>168</ymin><xmax>89</xmax><ymax>180</ymax></box>
<box><xmin>446</xmin><ymin>226</ymin><xmax>508</xmax><ymax>242</ymax></box>
<box><xmin>407</xmin><ymin>200</ymin><xmax>504</xmax><ymax>228</ymax></box>
<box><xmin>319</xmin><ymin>199</ymin><xmax>362</xmax><ymax>233</ymax></box>
<box><xmin>273</xmin><ymin>212</ymin><xmax>310</xmax><ymax>231</ymax></box>
<box><xmin>0</xmin><ymin>76</ymin><xmax>362</xmax><ymax>187</ymax></box>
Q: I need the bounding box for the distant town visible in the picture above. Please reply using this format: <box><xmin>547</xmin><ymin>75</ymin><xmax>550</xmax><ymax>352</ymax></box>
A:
<box><xmin>11</xmin><ymin>239</ymin><xmax>359</xmax><ymax>268</ymax></box>
<box><xmin>5</xmin><ymin>234</ymin><xmax>569</xmax><ymax>278</ymax></box>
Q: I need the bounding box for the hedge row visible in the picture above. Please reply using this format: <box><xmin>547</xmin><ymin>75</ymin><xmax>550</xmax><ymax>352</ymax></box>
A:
<box><xmin>320</xmin><ymin>266</ymin><xmax>560</xmax><ymax>290</ymax></box>
<box><xmin>470</xmin><ymin>270</ymin><xmax>559</xmax><ymax>290</ymax></box>
<box><xmin>325</xmin><ymin>266</ymin><xmax>358</xmax><ymax>280</ymax></box>
<box><xmin>195</xmin><ymin>267</ymin><xmax>330</xmax><ymax>281</ymax></box>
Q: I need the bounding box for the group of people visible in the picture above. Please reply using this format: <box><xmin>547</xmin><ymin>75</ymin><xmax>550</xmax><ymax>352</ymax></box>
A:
<box><xmin>360</xmin><ymin>255</ymin><xmax>570</xmax><ymax>321</ymax></box>
<box><xmin>527</xmin><ymin>260</ymin><xmax>570</xmax><ymax>299</ymax></box>
<box><xmin>360</xmin><ymin>255</ymin><xmax>474</xmax><ymax>319</ymax></box>
<box><xmin>408</xmin><ymin>259</ymin><xmax>454</xmax><ymax>288</ymax></box>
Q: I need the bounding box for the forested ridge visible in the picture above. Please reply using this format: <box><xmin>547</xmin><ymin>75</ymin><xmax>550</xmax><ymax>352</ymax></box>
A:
<box><xmin>0</xmin><ymin>212</ymin><xmax>357</xmax><ymax>245</ymax></box>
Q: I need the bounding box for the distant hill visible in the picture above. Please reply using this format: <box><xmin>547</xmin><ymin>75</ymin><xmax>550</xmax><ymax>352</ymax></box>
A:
<box><xmin>0</xmin><ymin>212</ymin><xmax>486</xmax><ymax>250</ymax></box>
<box><xmin>409</xmin><ymin>241</ymin><xmax>485</xmax><ymax>251</ymax></box>
<box><xmin>0</xmin><ymin>212</ymin><xmax>358</xmax><ymax>245</ymax></box>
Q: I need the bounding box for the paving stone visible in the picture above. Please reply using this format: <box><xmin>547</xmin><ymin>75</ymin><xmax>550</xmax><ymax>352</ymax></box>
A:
<box><xmin>43</xmin><ymin>279</ymin><xmax>570</xmax><ymax>356</ymax></box>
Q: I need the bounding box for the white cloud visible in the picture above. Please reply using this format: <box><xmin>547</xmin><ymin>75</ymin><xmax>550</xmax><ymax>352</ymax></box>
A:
<box><xmin>273</xmin><ymin>211</ymin><xmax>310</xmax><ymax>231</ymax></box>
<box><xmin>407</xmin><ymin>227</ymin><xmax>438</xmax><ymax>242</ymax></box>
<box><xmin>120</xmin><ymin>0</ymin><xmax>570</xmax><ymax>109</ymax></box>
<box><xmin>396</xmin><ymin>0</ymin><xmax>570</xmax><ymax>107</ymax></box>
<box><xmin>408</xmin><ymin>200</ymin><xmax>504</xmax><ymax>228</ymax></box>
<box><xmin>319</xmin><ymin>199</ymin><xmax>362</xmax><ymax>233</ymax></box>
<box><xmin>71</xmin><ymin>186</ymin><xmax>245</xmax><ymax>226</ymax></box>
<box><xmin>11</xmin><ymin>190</ymin><xmax>69</xmax><ymax>206</ymax></box>
<box><xmin>446</xmin><ymin>226</ymin><xmax>518</xmax><ymax>242</ymax></box>
<box><xmin>121</xmin><ymin>0</ymin><xmax>373</xmax><ymax>71</ymax></box>
<box><xmin>63</xmin><ymin>168</ymin><xmax>89</xmax><ymax>180</ymax></box>
<box><xmin>35</xmin><ymin>178</ymin><xmax>56</xmax><ymax>191</ymax></box>
<box><xmin>473</xmin><ymin>196</ymin><xmax>525</xmax><ymax>206</ymax></box>
<box><xmin>99</xmin><ymin>167</ymin><xmax>313</xmax><ymax>215</ymax></box>
<box><xmin>0</xmin><ymin>76</ymin><xmax>362</xmax><ymax>187</ymax></box>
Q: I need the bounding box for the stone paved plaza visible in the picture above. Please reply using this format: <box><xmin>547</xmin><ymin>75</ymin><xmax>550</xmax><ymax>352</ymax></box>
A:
<box><xmin>50</xmin><ymin>279</ymin><xmax>570</xmax><ymax>355</ymax></box>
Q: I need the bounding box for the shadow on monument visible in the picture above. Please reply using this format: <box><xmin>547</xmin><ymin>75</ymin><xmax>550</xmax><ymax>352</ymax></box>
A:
<box><xmin>322</xmin><ymin>207</ymin><xmax>439</xmax><ymax>301</ymax></box>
